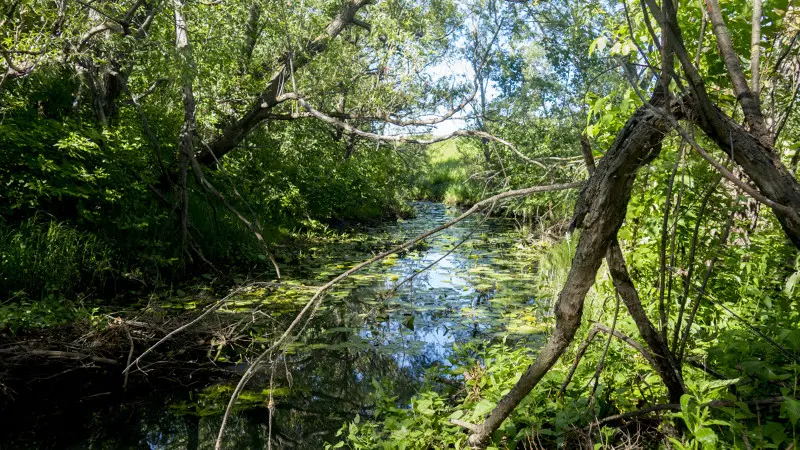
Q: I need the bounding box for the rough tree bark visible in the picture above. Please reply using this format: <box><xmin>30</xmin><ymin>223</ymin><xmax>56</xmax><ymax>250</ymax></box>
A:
<box><xmin>647</xmin><ymin>0</ymin><xmax>800</xmax><ymax>248</ymax></box>
<box><xmin>467</xmin><ymin>92</ymin><xmax>669</xmax><ymax>448</ymax></box>
<box><xmin>682</xmin><ymin>96</ymin><xmax>800</xmax><ymax>249</ymax></box>
<box><xmin>704</xmin><ymin>0</ymin><xmax>769</xmax><ymax>142</ymax></box>
<box><xmin>606</xmin><ymin>240</ymin><xmax>685</xmax><ymax>403</ymax></box>
<box><xmin>197</xmin><ymin>0</ymin><xmax>373</xmax><ymax>165</ymax></box>
<box><xmin>580</xmin><ymin>118</ymin><xmax>685</xmax><ymax>405</ymax></box>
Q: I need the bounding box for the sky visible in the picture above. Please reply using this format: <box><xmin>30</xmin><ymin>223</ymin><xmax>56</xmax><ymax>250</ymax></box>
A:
<box><xmin>423</xmin><ymin>53</ymin><xmax>500</xmax><ymax>136</ymax></box>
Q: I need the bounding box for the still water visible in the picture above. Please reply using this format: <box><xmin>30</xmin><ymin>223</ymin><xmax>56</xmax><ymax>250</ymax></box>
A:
<box><xmin>3</xmin><ymin>202</ymin><xmax>549</xmax><ymax>449</ymax></box>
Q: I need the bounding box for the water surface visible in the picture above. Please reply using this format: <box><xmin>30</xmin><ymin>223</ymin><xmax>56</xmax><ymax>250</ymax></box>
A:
<box><xmin>3</xmin><ymin>202</ymin><xmax>550</xmax><ymax>448</ymax></box>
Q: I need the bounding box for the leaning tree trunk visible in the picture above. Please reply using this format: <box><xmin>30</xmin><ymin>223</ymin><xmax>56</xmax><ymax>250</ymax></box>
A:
<box><xmin>467</xmin><ymin>92</ymin><xmax>669</xmax><ymax>447</ymax></box>
<box><xmin>605</xmin><ymin>240</ymin><xmax>685</xmax><ymax>403</ymax></box>
<box><xmin>580</xmin><ymin>115</ymin><xmax>685</xmax><ymax>405</ymax></box>
<box><xmin>684</xmin><ymin>96</ymin><xmax>800</xmax><ymax>249</ymax></box>
<box><xmin>651</xmin><ymin>0</ymin><xmax>800</xmax><ymax>249</ymax></box>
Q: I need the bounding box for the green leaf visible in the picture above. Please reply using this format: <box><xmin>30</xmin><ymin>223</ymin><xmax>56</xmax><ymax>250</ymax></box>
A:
<box><xmin>781</xmin><ymin>398</ymin><xmax>800</xmax><ymax>426</ymax></box>
<box><xmin>680</xmin><ymin>394</ymin><xmax>691</xmax><ymax>412</ymax></box>
<box><xmin>471</xmin><ymin>399</ymin><xmax>495</xmax><ymax>421</ymax></box>
<box><xmin>702</xmin><ymin>378</ymin><xmax>740</xmax><ymax>390</ymax></box>
<box><xmin>402</xmin><ymin>314</ymin><xmax>415</xmax><ymax>330</ymax></box>
<box><xmin>694</xmin><ymin>427</ymin><xmax>717</xmax><ymax>446</ymax></box>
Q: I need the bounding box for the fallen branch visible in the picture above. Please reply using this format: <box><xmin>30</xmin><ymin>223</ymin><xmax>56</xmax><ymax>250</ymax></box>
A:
<box><xmin>2</xmin><ymin>349</ymin><xmax>118</xmax><ymax>365</ymax></box>
<box><xmin>123</xmin><ymin>286</ymin><xmax>249</xmax><ymax>375</ymax></box>
<box><xmin>388</xmin><ymin>201</ymin><xmax>496</xmax><ymax>294</ymax></box>
<box><xmin>188</xmin><ymin>150</ymin><xmax>281</xmax><ymax>278</ymax></box>
<box><xmin>214</xmin><ymin>180</ymin><xmax>583</xmax><ymax>449</ymax></box>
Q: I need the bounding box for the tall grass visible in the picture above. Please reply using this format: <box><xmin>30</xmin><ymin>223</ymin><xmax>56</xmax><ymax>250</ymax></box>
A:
<box><xmin>0</xmin><ymin>216</ymin><xmax>113</xmax><ymax>299</ymax></box>
<box><xmin>531</xmin><ymin>231</ymin><xmax>612</xmax><ymax>317</ymax></box>
<box><xmin>533</xmin><ymin>232</ymin><xmax>579</xmax><ymax>308</ymax></box>
<box><xmin>414</xmin><ymin>139</ymin><xmax>483</xmax><ymax>205</ymax></box>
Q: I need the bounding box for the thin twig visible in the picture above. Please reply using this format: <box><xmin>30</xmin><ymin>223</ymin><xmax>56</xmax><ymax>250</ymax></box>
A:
<box><xmin>388</xmin><ymin>201</ymin><xmax>497</xmax><ymax>294</ymax></box>
<box><xmin>123</xmin><ymin>325</ymin><xmax>134</xmax><ymax>389</ymax></box>
<box><xmin>658</xmin><ymin>143</ymin><xmax>683</xmax><ymax>336</ymax></box>
<box><xmin>589</xmin><ymin>293</ymin><xmax>621</xmax><ymax>405</ymax></box>
<box><xmin>213</xmin><ymin>181</ymin><xmax>583</xmax><ymax>449</ymax></box>
<box><xmin>672</xmin><ymin>174</ymin><xmax>721</xmax><ymax>351</ymax></box>
<box><xmin>123</xmin><ymin>287</ymin><xmax>248</xmax><ymax>375</ymax></box>
<box><xmin>677</xmin><ymin>206</ymin><xmax>735</xmax><ymax>361</ymax></box>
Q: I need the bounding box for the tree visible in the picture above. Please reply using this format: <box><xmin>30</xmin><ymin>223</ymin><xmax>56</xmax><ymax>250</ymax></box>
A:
<box><xmin>3</xmin><ymin>0</ymin><xmax>800</xmax><ymax>447</ymax></box>
<box><xmin>465</xmin><ymin>0</ymin><xmax>800</xmax><ymax>445</ymax></box>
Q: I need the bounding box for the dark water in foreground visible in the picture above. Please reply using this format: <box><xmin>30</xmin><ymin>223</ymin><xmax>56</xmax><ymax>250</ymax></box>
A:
<box><xmin>2</xmin><ymin>202</ymin><xmax>549</xmax><ymax>449</ymax></box>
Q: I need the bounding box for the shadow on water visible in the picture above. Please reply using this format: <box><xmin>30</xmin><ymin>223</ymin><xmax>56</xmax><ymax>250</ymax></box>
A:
<box><xmin>1</xmin><ymin>202</ymin><xmax>551</xmax><ymax>449</ymax></box>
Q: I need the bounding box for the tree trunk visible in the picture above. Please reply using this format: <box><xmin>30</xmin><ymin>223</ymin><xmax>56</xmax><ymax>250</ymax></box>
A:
<box><xmin>648</xmin><ymin>0</ymin><xmax>800</xmax><ymax>248</ymax></box>
<box><xmin>198</xmin><ymin>0</ymin><xmax>373</xmax><ymax>165</ymax></box>
<box><xmin>581</xmin><ymin>117</ymin><xmax>685</xmax><ymax>404</ymax></box>
<box><xmin>605</xmin><ymin>240</ymin><xmax>685</xmax><ymax>403</ymax></box>
<box><xmin>684</xmin><ymin>96</ymin><xmax>800</xmax><ymax>248</ymax></box>
<box><xmin>467</xmin><ymin>92</ymin><xmax>668</xmax><ymax>448</ymax></box>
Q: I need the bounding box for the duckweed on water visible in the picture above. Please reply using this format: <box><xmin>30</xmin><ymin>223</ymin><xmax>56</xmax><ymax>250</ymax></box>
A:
<box><xmin>4</xmin><ymin>203</ymin><xmax>553</xmax><ymax>448</ymax></box>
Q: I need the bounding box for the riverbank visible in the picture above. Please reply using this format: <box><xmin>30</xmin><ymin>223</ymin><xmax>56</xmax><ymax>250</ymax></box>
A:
<box><xmin>1</xmin><ymin>202</ymin><xmax>552</xmax><ymax>448</ymax></box>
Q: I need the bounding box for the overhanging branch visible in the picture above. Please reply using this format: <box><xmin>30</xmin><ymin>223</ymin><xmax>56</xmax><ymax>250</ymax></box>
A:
<box><xmin>293</xmin><ymin>97</ymin><xmax>548</xmax><ymax>169</ymax></box>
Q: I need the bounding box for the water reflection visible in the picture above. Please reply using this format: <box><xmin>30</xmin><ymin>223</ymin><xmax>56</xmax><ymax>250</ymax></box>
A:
<box><xmin>2</xmin><ymin>202</ymin><xmax>548</xmax><ymax>449</ymax></box>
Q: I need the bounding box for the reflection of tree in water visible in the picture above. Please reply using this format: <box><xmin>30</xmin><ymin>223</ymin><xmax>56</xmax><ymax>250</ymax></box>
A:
<box><xmin>1</xmin><ymin>203</ymin><xmax>542</xmax><ymax>448</ymax></box>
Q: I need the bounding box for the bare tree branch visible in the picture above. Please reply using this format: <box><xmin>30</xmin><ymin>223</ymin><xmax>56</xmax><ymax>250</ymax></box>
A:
<box><xmin>704</xmin><ymin>0</ymin><xmax>769</xmax><ymax>143</ymax></box>
<box><xmin>677</xmin><ymin>206</ymin><xmax>734</xmax><ymax>361</ymax></box>
<box><xmin>293</xmin><ymin>97</ymin><xmax>548</xmax><ymax>169</ymax></box>
<box><xmin>672</xmin><ymin>174</ymin><xmax>721</xmax><ymax>352</ymax></box>
<box><xmin>213</xmin><ymin>180</ymin><xmax>583</xmax><ymax>449</ymax></box>
<box><xmin>654</xmin><ymin>106</ymin><xmax>800</xmax><ymax>226</ymax></box>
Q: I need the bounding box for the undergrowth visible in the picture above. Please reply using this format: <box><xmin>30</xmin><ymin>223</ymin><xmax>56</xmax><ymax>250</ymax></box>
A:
<box><xmin>413</xmin><ymin>139</ymin><xmax>483</xmax><ymax>206</ymax></box>
<box><xmin>330</xmin><ymin>228</ymin><xmax>800</xmax><ymax>449</ymax></box>
<box><xmin>0</xmin><ymin>217</ymin><xmax>113</xmax><ymax>300</ymax></box>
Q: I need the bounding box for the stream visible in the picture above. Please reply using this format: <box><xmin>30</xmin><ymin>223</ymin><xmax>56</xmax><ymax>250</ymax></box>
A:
<box><xmin>2</xmin><ymin>202</ymin><xmax>551</xmax><ymax>449</ymax></box>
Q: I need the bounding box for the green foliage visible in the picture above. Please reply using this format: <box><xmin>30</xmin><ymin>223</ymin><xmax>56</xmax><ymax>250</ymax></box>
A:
<box><xmin>0</xmin><ymin>217</ymin><xmax>113</xmax><ymax>299</ymax></box>
<box><xmin>0</xmin><ymin>0</ymin><xmax>447</xmax><ymax>306</ymax></box>
<box><xmin>412</xmin><ymin>140</ymin><xmax>483</xmax><ymax>205</ymax></box>
<box><xmin>328</xmin><ymin>341</ymin><xmax>542</xmax><ymax>449</ymax></box>
<box><xmin>669</xmin><ymin>381</ymin><xmax>738</xmax><ymax>450</ymax></box>
<box><xmin>3</xmin><ymin>0</ymin><xmax>800</xmax><ymax>447</ymax></box>
<box><xmin>0</xmin><ymin>295</ymin><xmax>96</xmax><ymax>333</ymax></box>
